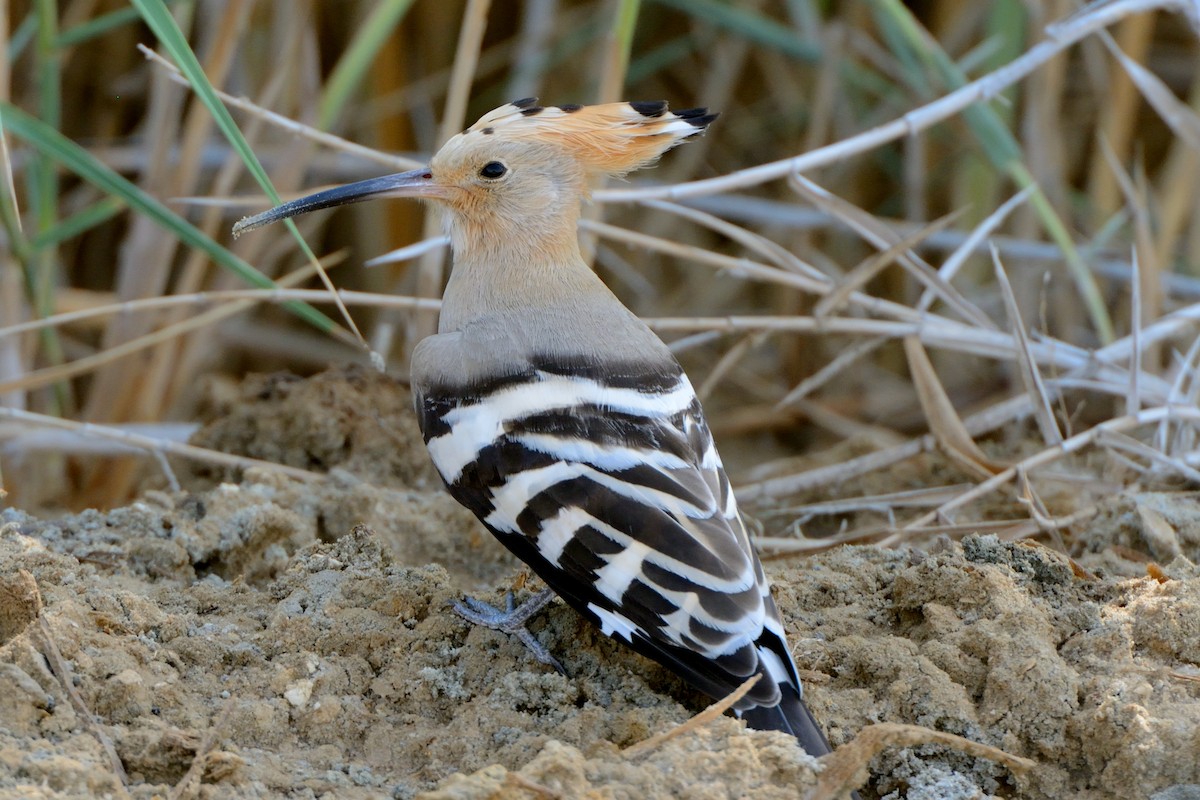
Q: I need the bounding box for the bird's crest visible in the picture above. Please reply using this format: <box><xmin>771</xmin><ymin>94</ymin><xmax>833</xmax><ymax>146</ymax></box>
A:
<box><xmin>454</xmin><ymin>98</ymin><xmax>717</xmax><ymax>176</ymax></box>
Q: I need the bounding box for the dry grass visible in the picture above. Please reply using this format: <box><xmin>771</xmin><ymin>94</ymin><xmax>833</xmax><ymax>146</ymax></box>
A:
<box><xmin>2</xmin><ymin>0</ymin><xmax>1200</xmax><ymax>562</ymax></box>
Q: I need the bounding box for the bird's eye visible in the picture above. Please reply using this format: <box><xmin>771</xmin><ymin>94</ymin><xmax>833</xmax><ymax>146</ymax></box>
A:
<box><xmin>479</xmin><ymin>161</ymin><xmax>507</xmax><ymax>179</ymax></box>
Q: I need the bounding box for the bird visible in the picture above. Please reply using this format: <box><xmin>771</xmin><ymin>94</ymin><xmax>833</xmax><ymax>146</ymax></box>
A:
<box><xmin>234</xmin><ymin>98</ymin><xmax>841</xmax><ymax>760</ymax></box>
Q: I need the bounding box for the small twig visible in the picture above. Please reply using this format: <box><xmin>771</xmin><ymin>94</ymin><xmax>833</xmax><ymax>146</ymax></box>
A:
<box><xmin>363</xmin><ymin>235</ymin><xmax>452</xmax><ymax>267</ymax></box>
<box><xmin>597</xmin><ymin>0</ymin><xmax>1182</xmax><ymax>202</ymax></box>
<box><xmin>991</xmin><ymin>245</ymin><xmax>1063</xmax><ymax>446</ymax></box>
<box><xmin>811</xmin><ymin>209</ymin><xmax>967</xmax><ymax>321</ymax></box>
<box><xmin>677</xmin><ymin>194</ymin><xmax>1200</xmax><ymax>299</ymax></box>
<box><xmin>758</xmin><ymin>518</ymin><xmax>1060</xmax><ymax>556</ymax></box>
<box><xmin>776</xmin><ymin>337</ymin><xmax>888</xmax><ymax>409</ymax></box>
<box><xmin>759</xmin><ymin>484</ymin><xmax>974</xmax><ymax>519</ymax></box>
<box><xmin>503</xmin><ymin>773</ymin><xmax>563</xmax><ymax>800</ymax></box>
<box><xmin>580</xmin><ymin>217</ymin><xmax>829</xmax><ymax>295</ymax></box>
<box><xmin>168</xmin><ymin>697</ymin><xmax>235</xmax><ymax>800</ymax></box>
<box><xmin>151</xmin><ymin>448</ymin><xmax>182</xmax><ymax>492</ymax></box>
<box><xmin>903</xmin><ymin>336</ymin><xmax>998</xmax><ymax>480</ymax></box>
<box><xmin>139</xmin><ymin>45</ymin><xmax>422</xmax><ymax>171</ymax></box>
<box><xmin>739</xmin><ymin>395</ymin><xmax>1035</xmax><ymax>503</ymax></box>
<box><xmin>916</xmin><ymin>186</ymin><xmax>1035</xmax><ymax>313</ymax></box>
<box><xmin>792</xmin><ymin>176</ymin><xmax>989</xmax><ymax>328</ymax></box>
<box><xmin>0</xmin><ymin>257</ymin><xmax>339</xmax><ymax>396</ymax></box>
<box><xmin>786</xmin><ymin>397</ymin><xmax>907</xmax><ymax>448</ymax></box>
<box><xmin>890</xmin><ymin>406</ymin><xmax>1200</xmax><ymax>545</ymax></box>
<box><xmin>623</xmin><ymin>674</ymin><xmax>761</xmax><ymax>759</ymax></box>
<box><xmin>643</xmin><ymin>313</ymin><xmax>1178</xmax><ymax>401</ymax></box>
<box><xmin>1098</xmin><ymin>428</ymin><xmax>1200</xmax><ymax>482</ymax></box>
<box><xmin>0</xmin><ymin>286</ymin><xmax>440</xmax><ymax>342</ymax></box>
<box><xmin>0</xmin><ymin>407</ymin><xmax>325</xmax><ymax>482</ymax></box>
<box><xmin>643</xmin><ymin>198</ymin><xmax>827</xmax><ymax>280</ymax></box>
<box><xmin>1161</xmin><ymin>334</ymin><xmax>1200</xmax><ymax>453</ymax></box>
<box><xmin>1013</xmin><ymin>470</ymin><xmax>1064</xmax><ymax>549</ymax></box>
<box><xmin>16</xmin><ymin>571</ymin><xmax>133</xmax><ymax>797</ymax></box>
<box><xmin>697</xmin><ymin>334</ymin><xmax>763</xmax><ymax>401</ymax></box>
<box><xmin>805</xmin><ymin>722</ymin><xmax>1036</xmax><ymax>800</ymax></box>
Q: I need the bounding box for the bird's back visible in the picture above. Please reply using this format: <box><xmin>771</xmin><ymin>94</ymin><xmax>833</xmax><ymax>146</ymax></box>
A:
<box><xmin>410</xmin><ymin>301</ymin><xmax>826</xmax><ymax>749</ymax></box>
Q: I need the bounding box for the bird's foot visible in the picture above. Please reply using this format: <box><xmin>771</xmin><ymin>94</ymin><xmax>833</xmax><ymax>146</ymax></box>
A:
<box><xmin>450</xmin><ymin>588</ymin><xmax>565</xmax><ymax>674</ymax></box>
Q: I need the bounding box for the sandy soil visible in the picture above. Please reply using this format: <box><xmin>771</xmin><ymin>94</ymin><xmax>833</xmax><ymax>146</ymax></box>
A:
<box><xmin>1</xmin><ymin>367</ymin><xmax>1198</xmax><ymax>799</ymax></box>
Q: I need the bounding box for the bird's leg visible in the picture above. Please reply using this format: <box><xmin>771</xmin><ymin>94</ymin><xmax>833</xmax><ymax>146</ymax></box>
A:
<box><xmin>450</xmin><ymin>588</ymin><xmax>566</xmax><ymax>674</ymax></box>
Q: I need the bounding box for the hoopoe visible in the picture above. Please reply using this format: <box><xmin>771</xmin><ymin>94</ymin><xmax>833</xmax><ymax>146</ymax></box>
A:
<box><xmin>235</xmin><ymin>99</ymin><xmax>839</xmax><ymax>758</ymax></box>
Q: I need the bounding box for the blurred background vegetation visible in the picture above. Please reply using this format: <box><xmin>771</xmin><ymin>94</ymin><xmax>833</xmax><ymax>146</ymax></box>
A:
<box><xmin>3</xmin><ymin>1</ymin><xmax>1199</xmax><ymax>533</ymax></box>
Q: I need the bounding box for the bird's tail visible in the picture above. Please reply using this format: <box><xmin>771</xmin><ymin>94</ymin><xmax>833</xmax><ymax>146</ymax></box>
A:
<box><xmin>742</xmin><ymin>686</ymin><xmax>864</xmax><ymax>800</ymax></box>
<box><xmin>740</xmin><ymin>682</ymin><xmax>833</xmax><ymax>757</ymax></box>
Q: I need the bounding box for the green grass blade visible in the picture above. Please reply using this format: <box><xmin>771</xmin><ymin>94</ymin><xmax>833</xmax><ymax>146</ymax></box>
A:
<box><xmin>129</xmin><ymin>0</ymin><xmax>280</xmax><ymax>204</ymax></box>
<box><xmin>7</xmin><ymin>12</ymin><xmax>36</xmax><ymax>62</ymax></box>
<box><xmin>611</xmin><ymin>0</ymin><xmax>642</xmax><ymax>88</ymax></box>
<box><xmin>132</xmin><ymin>0</ymin><xmax>362</xmax><ymax>341</ymax></box>
<box><xmin>31</xmin><ymin>196</ymin><xmax>127</xmax><ymax>249</ymax></box>
<box><xmin>628</xmin><ymin>35</ymin><xmax>696</xmax><ymax>84</ymax></box>
<box><xmin>0</xmin><ymin>101</ymin><xmax>335</xmax><ymax>332</ymax></box>
<box><xmin>873</xmin><ymin>0</ymin><xmax>1113</xmax><ymax>343</ymax></box>
<box><xmin>56</xmin><ymin>4</ymin><xmax>179</xmax><ymax>48</ymax></box>
<box><xmin>649</xmin><ymin>0</ymin><xmax>820</xmax><ymax>62</ymax></box>
<box><xmin>31</xmin><ymin>0</ymin><xmax>67</xmax><ymax>395</ymax></box>
<box><xmin>318</xmin><ymin>0</ymin><xmax>417</xmax><ymax>130</ymax></box>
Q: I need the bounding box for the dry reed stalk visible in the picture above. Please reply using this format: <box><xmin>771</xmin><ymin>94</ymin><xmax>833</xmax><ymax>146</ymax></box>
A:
<box><xmin>887</xmin><ymin>405</ymin><xmax>1200</xmax><ymax>544</ymax></box>
<box><xmin>991</xmin><ymin>245</ymin><xmax>1063</xmax><ymax>446</ymax></box>
<box><xmin>141</xmin><ymin>46</ymin><xmax>423</xmax><ymax>172</ymax></box>
<box><xmin>598</xmin><ymin>0</ymin><xmax>1185</xmax><ymax>203</ymax></box>
<box><xmin>0</xmin><ymin>406</ymin><xmax>325</xmax><ymax>482</ymax></box>
<box><xmin>406</xmin><ymin>0</ymin><xmax>491</xmax><ymax>352</ymax></box>
<box><xmin>903</xmin><ymin>335</ymin><xmax>997</xmax><ymax>480</ymax></box>
<box><xmin>5</xmin><ymin>0</ymin><xmax>1198</xmax><ymax>536</ymax></box>
<box><xmin>789</xmin><ymin>175</ymin><xmax>993</xmax><ymax>328</ymax></box>
<box><xmin>0</xmin><ymin>1</ymin><xmax>20</xmax><ymax>414</ymax></box>
<box><xmin>0</xmin><ymin>285</ymin><xmax>438</xmax><ymax>341</ymax></box>
<box><xmin>577</xmin><ymin>0</ymin><xmax>641</xmax><ymax>266</ymax></box>
<box><xmin>915</xmin><ymin>186</ymin><xmax>1035</xmax><ymax>313</ymax></box>
<box><xmin>78</xmin><ymin>6</ymin><xmax>259</xmax><ymax>505</ymax></box>
<box><xmin>1086</xmin><ymin>11</ymin><xmax>1157</xmax><ymax>222</ymax></box>
<box><xmin>0</xmin><ymin>258</ymin><xmax>336</xmax><ymax>396</ymax></box>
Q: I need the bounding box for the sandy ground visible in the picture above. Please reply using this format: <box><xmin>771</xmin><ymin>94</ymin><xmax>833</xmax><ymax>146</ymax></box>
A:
<box><xmin>1</xmin><ymin>367</ymin><xmax>1198</xmax><ymax>799</ymax></box>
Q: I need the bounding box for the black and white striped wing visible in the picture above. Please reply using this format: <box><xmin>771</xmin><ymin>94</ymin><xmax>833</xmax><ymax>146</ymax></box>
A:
<box><xmin>417</xmin><ymin>365</ymin><xmax>799</xmax><ymax>713</ymax></box>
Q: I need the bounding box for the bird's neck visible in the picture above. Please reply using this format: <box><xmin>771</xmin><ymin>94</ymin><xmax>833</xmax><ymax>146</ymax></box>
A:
<box><xmin>439</xmin><ymin>211</ymin><xmax>610</xmax><ymax>334</ymax></box>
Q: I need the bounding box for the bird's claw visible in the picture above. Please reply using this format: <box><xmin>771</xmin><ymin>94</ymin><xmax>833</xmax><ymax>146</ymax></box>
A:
<box><xmin>450</xmin><ymin>588</ymin><xmax>566</xmax><ymax>675</ymax></box>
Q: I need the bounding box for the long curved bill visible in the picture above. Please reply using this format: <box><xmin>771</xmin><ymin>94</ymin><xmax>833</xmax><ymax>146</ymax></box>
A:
<box><xmin>232</xmin><ymin>167</ymin><xmax>441</xmax><ymax>237</ymax></box>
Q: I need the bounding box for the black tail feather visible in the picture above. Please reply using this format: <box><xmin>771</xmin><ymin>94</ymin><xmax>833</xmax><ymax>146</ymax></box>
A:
<box><xmin>741</xmin><ymin>684</ymin><xmax>832</xmax><ymax>757</ymax></box>
<box><xmin>741</xmin><ymin>686</ymin><xmax>864</xmax><ymax>800</ymax></box>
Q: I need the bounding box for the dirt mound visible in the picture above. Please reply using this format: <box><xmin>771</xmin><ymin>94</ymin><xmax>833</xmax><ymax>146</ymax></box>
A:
<box><xmin>1</xmin><ymin>368</ymin><xmax>1197</xmax><ymax>799</ymax></box>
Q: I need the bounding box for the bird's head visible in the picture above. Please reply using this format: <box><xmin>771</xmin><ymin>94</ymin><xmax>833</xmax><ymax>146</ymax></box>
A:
<box><xmin>232</xmin><ymin>99</ymin><xmax>717</xmax><ymax>244</ymax></box>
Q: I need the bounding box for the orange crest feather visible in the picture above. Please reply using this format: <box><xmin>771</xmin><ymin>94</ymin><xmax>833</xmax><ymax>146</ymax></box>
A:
<box><xmin>461</xmin><ymin>99</ymin><xmax>717</xmax><ymax>176</ymax></box>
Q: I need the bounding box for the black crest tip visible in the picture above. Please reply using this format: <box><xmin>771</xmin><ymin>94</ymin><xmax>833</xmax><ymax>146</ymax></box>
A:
<box><xmin>630</xmin><ymin>100</ymin><xmax>669</xmax><ymax>117</ymax></box>
<box><xmin>676</xmin><ymin>108</ymin><xmax>718</xmax><ymax>128</ymax></box>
